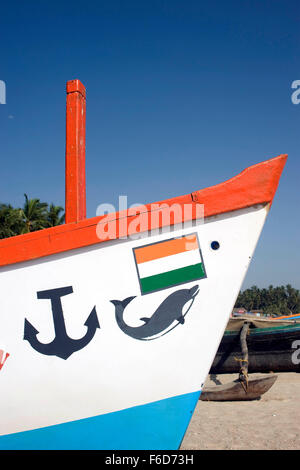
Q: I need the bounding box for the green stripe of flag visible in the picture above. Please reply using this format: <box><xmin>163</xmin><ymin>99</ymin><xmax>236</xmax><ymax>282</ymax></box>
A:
<box><xmin>140</xmin><ymin>263</ymin><xmax>205</xmax><ymax>294</ymax></box>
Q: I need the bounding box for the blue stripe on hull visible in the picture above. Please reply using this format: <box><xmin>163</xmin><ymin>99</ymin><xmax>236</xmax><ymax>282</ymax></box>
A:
<box><xmin>0</xmin><ymin>391</ymin><xmax>201</xmax><ymax>450</ymax></box>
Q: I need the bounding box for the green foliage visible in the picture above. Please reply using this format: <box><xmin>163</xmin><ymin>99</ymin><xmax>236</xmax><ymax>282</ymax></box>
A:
<box><xmin>47</xmin><ymin>203</ymin><xmax>65</xmax><ymax>227</ymax></box>
<box><xmin>20</xmin><ymin>194</ymin><xmax>50</xmax><ymax>234</ymax></box>
<box><xmin>0</xmin><ymin>204</ymin><xmax>23</xmax><ymax>238</ymax></box>
<box><xmin>235</xmin><ymin>284</ymin><xmax>300</xmax><ymax>316</ymax></box>
<box><xmin>0</xmin><ymin>195</ymin><xmax>65</xmax><ymax>239</ymax></box>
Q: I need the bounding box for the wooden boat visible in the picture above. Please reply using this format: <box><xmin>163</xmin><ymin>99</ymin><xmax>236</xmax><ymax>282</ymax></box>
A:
<box><xmin>0</xmin><ymin>79</ymin><xmax>287</xmax><ymax>449</ymax></box>
<box><xmin>210</xmin><ymin>317</ymin><xmax>300</xmax><ymax>374</ymax></box>
<box><xmin>275</xmin><ymin>313</ymin><xmax>300</xmax><ymax>321</ymax></box>
<box><xmin>201</xmin><ymin>374</ymin><xmax>278</xmax><ymax>401</ymax></box>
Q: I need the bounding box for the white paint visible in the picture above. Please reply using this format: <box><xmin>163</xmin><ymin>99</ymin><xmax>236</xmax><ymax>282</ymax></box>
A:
<box><xmin>136</xmin><ymin>248</ymin><xmax>202</xmax><ymax>278</ymax></box>
<box><xmin>0</xmin><ymin>204</ymin><xmax>268</xmax><ymax>435</ymax></box>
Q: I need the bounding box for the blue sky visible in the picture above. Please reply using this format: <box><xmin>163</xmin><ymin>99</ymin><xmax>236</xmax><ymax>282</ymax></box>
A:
<box><xmin>0</xmin><ymin>0</ymin><xmax>299</xmax><ymax>289</ymax></box>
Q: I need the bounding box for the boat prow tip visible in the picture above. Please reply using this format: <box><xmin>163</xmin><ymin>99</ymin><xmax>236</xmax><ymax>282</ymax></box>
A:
<box><xmin>261</xmin><ymin>152</ymin><xmax>287</xmax><ymax>169</ymax></box>
<box><xmin>259</xmin><ymin>153</ymin><xmax>288</xmax><ymax>206</ymax></box>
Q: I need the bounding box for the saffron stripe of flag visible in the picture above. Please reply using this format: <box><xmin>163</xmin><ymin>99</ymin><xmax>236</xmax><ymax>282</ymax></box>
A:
<box><xmin>134</xmin><ymin>234</ymin><xmax>199</xmax><ymax>264</ymax></box>
<box><xmin>133</xmin><ymin>233</ymin><xmax>206</xmax><ymax>295</ymax></box>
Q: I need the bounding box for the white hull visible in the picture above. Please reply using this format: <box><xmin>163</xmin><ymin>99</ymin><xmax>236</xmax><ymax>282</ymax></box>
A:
<box><xmin>0</xmin><ymin>204</ymin><xmax>268</xmax><ymax>447</ymax></box>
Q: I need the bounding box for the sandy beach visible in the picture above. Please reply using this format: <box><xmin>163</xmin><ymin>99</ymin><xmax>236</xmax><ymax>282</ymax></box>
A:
<box><xmin>181</xmin><ymin>372</ymin><xmax>300</xmax><ymax>450</ymax></box>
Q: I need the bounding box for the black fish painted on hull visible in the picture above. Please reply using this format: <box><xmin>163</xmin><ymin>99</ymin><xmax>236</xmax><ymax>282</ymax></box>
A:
<box><xmin>110</xmin><ymin>285</ymin><xmax>199</xmax><ymax>340</ymax></box>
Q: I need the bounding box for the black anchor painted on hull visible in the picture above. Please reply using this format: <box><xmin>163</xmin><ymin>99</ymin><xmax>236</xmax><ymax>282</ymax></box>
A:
<box><xmin>24</xmin><ymin>286</ymin><xmax>100</xmax><ymax>360</ymax></box>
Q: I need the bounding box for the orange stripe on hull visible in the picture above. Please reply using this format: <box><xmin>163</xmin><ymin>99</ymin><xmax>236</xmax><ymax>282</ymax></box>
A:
<box><xmin>0</xmin><ymin>154</ymin><xmax>287</xmax><ymax>267</ymax></box>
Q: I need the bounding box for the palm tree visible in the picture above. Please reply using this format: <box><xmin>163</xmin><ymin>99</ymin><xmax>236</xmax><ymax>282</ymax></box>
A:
<box><xmin>47</xmin><ymin>203</ymin><xmax>65</xmax><ymax>226</ymax></box>
<box><xmin>0</xmin><ymin>196</ymin><xmax>65</xmax><ymax>239</ymax></box>
<box><xmin>0</xmin><ymin>203</ymin><xmax>24</xmax><ymax>238</ymax></box>
<box><xmin>20</xmin><ymin>194</ymin><xmax>49</xmax><ymax>234</ymax></box>
<box><xmin>236</xmin><ymin>284</ymin><xmax>300</xmax><ymax>315</ymax></box>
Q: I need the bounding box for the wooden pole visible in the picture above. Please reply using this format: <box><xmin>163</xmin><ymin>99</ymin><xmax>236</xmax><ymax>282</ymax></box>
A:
<box><xmin>65</xmin><ymin>79</ymin><xmax>86</xmax><ymax>223</ymax></box>
<box><xmin>239</xmin><ymin>321</ymin><xmax>250</xmax><ymax>391</ymax></box>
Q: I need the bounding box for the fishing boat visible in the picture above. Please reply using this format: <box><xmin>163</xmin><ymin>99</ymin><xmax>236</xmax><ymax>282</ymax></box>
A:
<box><xmin>0</xmin><ymin>80</ymin><xmax>287</xmax><ymax>449</ymax></box>
<box><xmin>275</xmin><ymin>313</ymin><xmax>300</xmax><ymax>321</ymax></box>
<box><xmin>201</xmin><ymin>374</ymin><xmax>278</xmax><ymax>401</ymax></box>
<box><xmin>210</xmin><ymin>317</ymin><xmax>300</xmax><ymax>374</ymax></box>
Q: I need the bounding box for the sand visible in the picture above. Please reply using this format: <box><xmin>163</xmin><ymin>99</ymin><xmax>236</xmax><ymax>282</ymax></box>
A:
<box><xmin>181</xmin><ymin>372</ymin><xmax>300</xmax><ymax>450</ymax></box>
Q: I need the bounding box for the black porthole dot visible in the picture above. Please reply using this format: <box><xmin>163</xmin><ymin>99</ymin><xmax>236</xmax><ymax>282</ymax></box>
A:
<box><xmin>211</xmin><ymin>241</ymin><xmax>220</xmax><ymax>250</ymax></box>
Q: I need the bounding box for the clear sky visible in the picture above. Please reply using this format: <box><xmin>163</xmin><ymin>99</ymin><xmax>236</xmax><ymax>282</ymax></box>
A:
<box><xmin>0</xmin><ymin>0</ymin><xmax>299</xmax><ymax>289</ymax></box>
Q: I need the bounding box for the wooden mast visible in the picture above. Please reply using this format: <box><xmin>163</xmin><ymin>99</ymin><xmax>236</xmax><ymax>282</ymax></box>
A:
<box><xmin>65</xmin><ymin>79</ymin><xmax>86</xmax><ymax>223</ymax></box>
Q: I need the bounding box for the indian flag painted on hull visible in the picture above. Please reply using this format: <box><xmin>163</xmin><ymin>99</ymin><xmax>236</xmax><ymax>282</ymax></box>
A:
<box><xmin>133</xmin><ymin>233</ymin><xmax>206</xmax><ymax>295</ymax></box>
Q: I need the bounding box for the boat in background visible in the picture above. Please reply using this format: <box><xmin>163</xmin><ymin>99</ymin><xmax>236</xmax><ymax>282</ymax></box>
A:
<box><xmin>210</xmin><ymin>316</ymin><xmax>300</xmax><ymax>374</ymax></box>
<box><xmin>0</xmin><ymin>80</ymin><xmax>287</xmax><ymax>449</ymax></box>
<box><xmin>275</xmin><ymin>313</ymin><xmax>300</xmax><ymax>321</ymax></box>
<box><xmin>201</xmin><ymin>374</ymin><xmax>278</xmax><ymax>401</ymax></box>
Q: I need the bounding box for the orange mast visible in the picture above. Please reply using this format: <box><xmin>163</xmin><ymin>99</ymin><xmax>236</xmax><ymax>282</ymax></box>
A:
<box><xmin>65</xmin><ymin>79</ymin><xmax>86</xmax><ymax>223</ymax></box>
